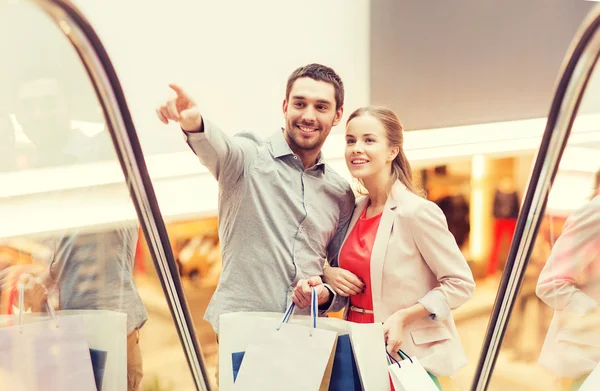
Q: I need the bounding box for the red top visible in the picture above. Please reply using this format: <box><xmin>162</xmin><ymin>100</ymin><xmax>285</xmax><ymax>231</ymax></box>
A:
<box><xmin>338</xmin><ymin>206</ymin><xmax>382</xmax><ymax>323</ymax></box>
<box><xmin>339</xmin><ymin>206</ymin><xmax>397</xmax><ymax>390</ymax></box>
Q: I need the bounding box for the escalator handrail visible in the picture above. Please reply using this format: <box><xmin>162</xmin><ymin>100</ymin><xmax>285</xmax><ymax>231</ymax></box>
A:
<box><xmin>32</xmin><ymin>1</ymin><xmax>211</xmax><ymax>390</ymax></box>
<box><xmin>472</xmin><ymin>4</ymin><xmax>600</xmax><ymax>391</ymax></box>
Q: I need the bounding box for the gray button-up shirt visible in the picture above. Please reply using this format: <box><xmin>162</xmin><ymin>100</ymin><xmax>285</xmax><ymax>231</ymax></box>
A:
<box><xmin>185</xmin><ymin>120</ymin><xmax>355</xmax><ymax>332</ymax></box>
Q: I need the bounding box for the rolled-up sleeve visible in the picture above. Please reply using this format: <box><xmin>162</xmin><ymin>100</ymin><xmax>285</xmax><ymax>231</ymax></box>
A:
<box><xmin>411</xmin><ymin>201</ymin><xmax>476</xmax><ymax>321</ymax></box>
<box><xmin>185</xmin><ymin>119</ymin><xmax>256</xmax><ymax>186</ymax></box>
<box><xmin>536</xmin><ymin>200</ymin><xmax>600</xmax><ymax>314</ymax></box>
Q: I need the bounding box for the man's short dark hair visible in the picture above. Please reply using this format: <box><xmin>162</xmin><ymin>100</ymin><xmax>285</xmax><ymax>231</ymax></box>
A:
<box><xmin>286</xmin><ymin>63</ymin><xmax>344</xmax><ymax>110</ymax></box>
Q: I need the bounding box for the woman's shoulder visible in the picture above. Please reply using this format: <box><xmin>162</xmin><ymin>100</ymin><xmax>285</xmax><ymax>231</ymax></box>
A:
<box><xmin>391</xmin><ymin>182</ymin><xmax>440</xmax><ymax>216</ymax></box>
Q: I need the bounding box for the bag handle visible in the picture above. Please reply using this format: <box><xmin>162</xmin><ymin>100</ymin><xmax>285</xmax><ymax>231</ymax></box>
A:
<box><xmin>278</xmin><ymin>287</ymin><xmax>318</xmax><ymax>336</ymax></box>
<box><xmin>386</xmin><ymin>346</ymin><xmax>413</xmax><ymax>368</ymax></box>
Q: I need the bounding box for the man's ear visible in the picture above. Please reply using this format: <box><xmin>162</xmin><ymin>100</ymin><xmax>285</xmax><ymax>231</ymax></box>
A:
<box><xmin>333</xmin><ymin>107</ymin><xmax>344</xmax><ymax>126</ymax></box>
<box><xmin>282</xmin><ymin>99</ymin><xmax>288</xmax><ymax>118</ymax></box>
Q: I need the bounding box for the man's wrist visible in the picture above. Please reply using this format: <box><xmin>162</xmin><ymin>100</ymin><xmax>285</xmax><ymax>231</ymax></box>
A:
<box><xmin>182</xmin><ymin>118</ymin><xmax>204</xmax><ymax>133</ymax></box>
<box><xmin>318</xmin><ymin>285</ymin><xmax>334</xmax><ymax>309</ymax></box>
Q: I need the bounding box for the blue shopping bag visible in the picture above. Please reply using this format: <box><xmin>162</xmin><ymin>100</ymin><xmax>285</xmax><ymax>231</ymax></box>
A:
<box><xmin>232</xmin><ymin>351</ymin><xmax>245</xmax><ymax>382</ymax></box>
<box><xmin>89</xmin><ymin>348</ymin><xmax>108</xmax><ymax>391</ymax></box>
<box><xmin>329</xmin><ymin>334</ymin><xmax>362</xmax><ymax>391</ymax></box>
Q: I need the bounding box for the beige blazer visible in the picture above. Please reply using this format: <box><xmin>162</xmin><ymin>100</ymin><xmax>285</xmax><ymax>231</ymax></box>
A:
<box><xmin>338</xmin><ymin>181</ymin><xmax>475</xmax><ymax>376</ymax></box>
<box><xmin>536</xmin><ymin>195</ymin><xmax>600</xmax><ymax>379</ymax></box>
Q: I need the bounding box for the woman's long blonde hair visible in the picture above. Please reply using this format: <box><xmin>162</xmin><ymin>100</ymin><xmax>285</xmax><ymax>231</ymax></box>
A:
<box><xmin>592</xmin><ymin>169</ymin><xmax>600</xmax><ymax>200</ymax></box>
<box><xmin>347</xmin><ymin>106</ymin><xmax>423</xmax><ymax>196</ymax></box>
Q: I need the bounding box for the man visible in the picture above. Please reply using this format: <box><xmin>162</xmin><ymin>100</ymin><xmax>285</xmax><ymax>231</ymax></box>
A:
<box><xmin>156</xmin><ymin>64</ymin><xmax>357</xmax><ymax>332</ymax></box>
<box><xmin>4</xmin><ymin>74</ymin><xmax>147</xmax><ymax>391</ymax></box>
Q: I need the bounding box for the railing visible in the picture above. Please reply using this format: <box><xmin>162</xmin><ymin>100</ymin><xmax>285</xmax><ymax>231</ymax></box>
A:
<box><xmin>31</xmin><ymin>1</ymin><xmax>211</xmax><ymax>390</ymax></box>
<box><xmin>471</xmin><ymin>4</ymin><xmax>600</xmax><ymax>390</ymax></box>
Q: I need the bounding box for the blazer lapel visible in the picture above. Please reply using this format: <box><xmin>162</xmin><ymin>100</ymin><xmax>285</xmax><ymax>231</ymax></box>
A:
<box><xmin>370</xmin><ymin>201</ymin><xmax>396</xmax><ymax>318</ymax></box>
<box><xmin>370</xmin><ymin>182</ymin><xmax>406</xmax><ymax>319</ymax></box>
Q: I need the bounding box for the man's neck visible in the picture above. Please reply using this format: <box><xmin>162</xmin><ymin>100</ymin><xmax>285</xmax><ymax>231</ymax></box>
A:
<box><xmin>283</xmin><ymin>130</ymin><xmax>322</xmax><ymax>169</ymax></box>
<box><xmin>295</xmin><ymin>149</ymin><xmax>320</xmax><ymax>169</ymax></box>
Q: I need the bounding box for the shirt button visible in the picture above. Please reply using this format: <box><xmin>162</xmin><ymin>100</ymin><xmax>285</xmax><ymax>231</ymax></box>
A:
<box><xmin>293</xmin><ymin>156</ymin><xmax>298</xmax><ymax>160</ymax></box>
<box><xmin>299</xmin><ymin>226</ymin><xmax>303</xmax><ymax>233</ymax></box>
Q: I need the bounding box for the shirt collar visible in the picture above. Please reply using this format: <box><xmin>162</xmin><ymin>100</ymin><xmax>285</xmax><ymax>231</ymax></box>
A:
<box><xmin>268</xmin><ymin>128</ymin><xmax>326</xmax><ymax>172</ymax></box>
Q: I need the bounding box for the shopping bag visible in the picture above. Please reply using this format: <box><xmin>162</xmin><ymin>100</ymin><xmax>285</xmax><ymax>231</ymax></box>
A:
<box><xmin>89</xmin><ymin>348</ymin><xmax>108</xmax><ymax>391</ymax></box>
<box><xmin>231</xmin><ymin>351</ymin><xmax>245</xmax><ymax>382</ymax></box>
<box><xmin>0</xmin><ymin>313</ymin><xmax>97</xmax><ymax>390</ymax></box>
<box><xmin>580</xmin><ymin>363</ymin><xmax>600</xmax><ymax>391</ymax></box>
<box><xmin>56</xmin><ymin>309</ymin><xmax>127</xmax><ymax>391</ymax></box>
<box><xmin>349</xmin><ymin>322</ymin><xmax>390</xmax><ymax>391</ymax></box>
<box><xmin>220</xmin><ymin>303</ymin><xmax>389</xmax><ymax>391</ymax></box>
<box><xmin>226</xmin><ymin>288</ymin><xmax>338</xmax><ymax>391</ymax></box>
<box><xmin>0</xmin><ymin>307</ymin><xmax>127</xmax><ymax>390</ymax></box>
<box><xmin>329</xmin><ymin>333</ymin><xmax>362</xmax><ymax>390</ymax></box>
<box><xmin>232</xmin><ymin>334</ymin><xmax>362</xmax><ymax>390</ymax></box>
<box><xmin>388</xmin><ymin>350</ymin><xmax>440</xmax><ymax>391</ymax></box>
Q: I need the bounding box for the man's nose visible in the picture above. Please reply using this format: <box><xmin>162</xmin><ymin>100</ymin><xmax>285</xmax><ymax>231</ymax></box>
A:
<box><xmin>301</xmin><ymin>106</ymin><xmax>316</xmax><ymax>122</ymax></box>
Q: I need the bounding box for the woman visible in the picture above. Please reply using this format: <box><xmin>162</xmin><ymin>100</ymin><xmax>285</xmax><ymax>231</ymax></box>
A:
<box><xmin>536</xmin><ymin>169</ymin><xmax>600</xmax><ymax>391</ymax></box>
<box><xmin>322</xmin><ymin>106</ymin><xmax>475</xmax><ymax>389</ymax></box>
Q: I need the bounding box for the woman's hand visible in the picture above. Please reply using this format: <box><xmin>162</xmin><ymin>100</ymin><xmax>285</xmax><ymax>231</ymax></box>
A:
<box><xmin>322</xmin><ymin>266</ymin><xmax>365</xmax><ymax>297</ymax></box>
<box><xmin>383</xmin><ymin>311</ymin><xmax>407</xmax><ymax>358</ymax></box>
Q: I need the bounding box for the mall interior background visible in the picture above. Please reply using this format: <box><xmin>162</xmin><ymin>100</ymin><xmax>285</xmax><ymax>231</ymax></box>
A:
<box><xmin>1</xmin><ymin>0</ymin><xmax>600</xmax><ymax>390</ymax></box>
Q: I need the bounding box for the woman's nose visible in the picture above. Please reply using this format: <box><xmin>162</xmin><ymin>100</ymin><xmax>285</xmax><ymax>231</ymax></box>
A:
<box><xmin>352</xmin><ymin>142</ymin><xmax>364</xmax><ymax>153</ymax></box>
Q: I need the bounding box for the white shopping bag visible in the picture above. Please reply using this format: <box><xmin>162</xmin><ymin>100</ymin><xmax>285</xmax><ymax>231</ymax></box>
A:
<box><xmin>56</xmin><ymin>310</ymin><xmax>128</xmax><ymax>391</ymax></box>
<box><xmin>233</xmin><ymin>288</ymin><xmax>337</xmax><ymax>391</ymax></box>
<box><xmin>220</xmin><ymin>288</ymin><xmax>337</xmax><ymax>391</ymax></box>
<box><xmin>219</xmin><ymin>304</ymin><xmax>389</xmax><ymax>391</ymax></box>
<box><xmin>349</xmin><ymin>323</ymin><xmax>390</xmax><ymax>391</ymax></box>
<box><xmin>0</xmin><ymin>288</ymin><xmax>127</xmax><ymax>391</ymax></box>
<box><xmin>388</xmin><ymin>353</ymin><xmax>439</xmax><ymax>391</ymax></box>
<box><xmin>234</xmin><ymin>321</ymin><xmax>337</xmax><ymax>390</ymax></box>
<box><xmin>580</xmin><ymin>363</ymin><xmax>600</xmax><ymax>391</ymax></box>
<box><xmin>0</xmin><ymin>314</ymin><xmax>97</xmax><ymax>391</ymax></box>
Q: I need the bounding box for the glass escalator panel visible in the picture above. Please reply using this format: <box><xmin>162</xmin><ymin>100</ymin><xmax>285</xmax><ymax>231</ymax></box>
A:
<box><xmin>0</xmin><ymin>1</ymin><xmax>202</xmax><ymax>390</ymax></box>
<box><xmin>473</xmin><ymin>5</ymin><xmax>600</xmax><ymax>390</ymax></box>
<box><xmin>484</xmin><ymin>60</ymin><xmax>600</xmax><ymax>391</ymax></box>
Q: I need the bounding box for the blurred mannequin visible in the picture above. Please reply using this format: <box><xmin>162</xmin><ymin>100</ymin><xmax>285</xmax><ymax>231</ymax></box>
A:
<box><xmin>435</xmin><ymin>184</ymin><xmax>471</xmax><ymax>249</ymax></box>
<box><xmin>487</xmin><ymin>176</ymin><xmax>520</xmax><ymax>276</ymax></box>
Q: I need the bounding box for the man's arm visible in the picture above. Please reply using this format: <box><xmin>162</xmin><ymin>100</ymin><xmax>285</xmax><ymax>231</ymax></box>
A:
<box><xmin>184</xmin><ymin>120</ymin><xmax>256</xmax><ymax>185</ymax></box>
<box><xmin>320</xmin><ymin>187</ymin><xmax>356</xmax><ymax>313</ymax></box>
<box><xmin>157</xmin><ymin>84</ymin><xmax>255</xmax><ymax>185</ymax></box>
